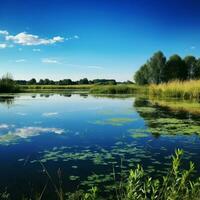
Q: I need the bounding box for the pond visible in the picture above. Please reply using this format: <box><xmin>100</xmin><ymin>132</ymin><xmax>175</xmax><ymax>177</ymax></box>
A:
<box><xmin>0</xmin><ymin>93</ymin><xmax>200</xmax><ymax>199</ymax></box>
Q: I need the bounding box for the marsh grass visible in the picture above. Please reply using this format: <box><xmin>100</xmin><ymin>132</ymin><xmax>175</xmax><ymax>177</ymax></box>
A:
<box><xmin>89</xmin><ymin>84</ymin><xmax>147</xmax><ymax>94</ymax></box>
<box><xmin>150</xmin><ymin>80</ymin><xmax>200</xmax><ymax>99</ymax></box>
<box><xmin>5</xmin><ymin>149</ymin><xmax>200</xmax><ymax>200</ymax></box>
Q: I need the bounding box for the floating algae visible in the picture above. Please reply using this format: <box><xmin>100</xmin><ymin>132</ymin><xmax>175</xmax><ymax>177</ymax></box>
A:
<box><xmin>69</xmin><ymin>175</ymin><xmax>80</xmax><ymax>181</ymax></box>
<box><xmin>90</xmin><ymin>117</ymin><xmax>137</xmax><ymax>126</ymax></box>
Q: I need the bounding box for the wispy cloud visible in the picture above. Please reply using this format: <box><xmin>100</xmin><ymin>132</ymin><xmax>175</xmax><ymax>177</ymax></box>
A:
<box><xmin>0</xmin><ymin>30</ymin><xmax>9</xmax><ymax>35</ymax></box>
<box><xmin>0</xmin><ymin>124</ymin><xmax>15</xmax><ymax>129</ymax></box>
<box><xmin>190</xmin><ymin>46</ymin><xmax>196</xmax><ymax>50</ymax></box>
<box><xmin>32</xmin><ymin>48</ymin><xmax>41</xmax><ymax>52</ymax></box>
<box><xmin>13</xmin><ymin>127</ymin><xmax>64</xmax><ymax>138</ymax></box>
<box><xmin>42</xmin><ymin>58</ymin><xmax>61</xmax><ymax>64</ymax></box>
<box><xmin>66</xmin><ymin>35</ymin><xmax>80</xmax><ymax>41</ymax></box>
<box><xmin>0</xmin><ymin>43</ymin><xmax>7</xmax><ymax>48</ymax></box>
<box><xmin>42</xmin><ymin>112</ymin><xmax>58</xmax><ymax>117</ymax></box>
<box><xmin>16</xmin><ymin>59</ymin><xmax>26</xmax><ymax>63</ymax></box>
<box><xmin>16</xmin><ymin>112</ymin><xmax>27</xmax><ymax>116</ymax></box>
<box><xmin>87</xmin><ymin>65</ymin><xmax>104</xmax><ymax>69</ymax></box>
<box><xmin>6</xmin><ymin>32</ymin><xmax>64</xmax><ymax>46</ymax></box>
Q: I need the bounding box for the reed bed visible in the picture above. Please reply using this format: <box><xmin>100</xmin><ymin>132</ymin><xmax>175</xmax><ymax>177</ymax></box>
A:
<box><xmin>150</xmin><ymin>80</ymin><xmax>200</xmax><ymax>99</ymax></box>
<box><xmin>90</xmin><ymin>84</ymin><xmax>147</xmax><ymax>94</ymax></box>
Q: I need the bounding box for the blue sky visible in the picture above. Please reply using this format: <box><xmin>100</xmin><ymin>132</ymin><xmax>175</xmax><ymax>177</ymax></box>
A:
<box><xmin>0</xmin><ymin>0</ymin><xmax>200</xmax><ymax>81</ymax></box>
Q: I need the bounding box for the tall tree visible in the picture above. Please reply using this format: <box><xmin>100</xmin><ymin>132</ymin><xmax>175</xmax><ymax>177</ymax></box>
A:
<box><xmin>148</xmin><ymin>51</ymin><xmax>166</xmax><ymax>84</ymax></box>
<box><xmin>194</xmin><ymin>59</ymin><xmax>200</xmax><ymax>79</ymax></box>
<box><xmin>163</xmin><ymin>55</ymin><xmax>187</xmax><ymax>82</ymax></box>
<box><xmin>184</xmin><ymin>56</ymin><xmax>197</xmax><ymax>79</ymax></box>
<box><xmin>134</xmin><ymin>64</ymin><xmax>149</xmax><ymax>85</ymax></box>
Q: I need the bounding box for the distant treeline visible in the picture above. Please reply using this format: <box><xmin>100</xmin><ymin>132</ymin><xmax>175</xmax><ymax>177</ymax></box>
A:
<box><xmin>134</xmin><ymin>51</ymin><xmax>200</xmax><ymax>85</ymax></box>
<box><xmin>16</xmin><ymin>78</ymin><xmax>132</xmax><ymax>85</ymax></box>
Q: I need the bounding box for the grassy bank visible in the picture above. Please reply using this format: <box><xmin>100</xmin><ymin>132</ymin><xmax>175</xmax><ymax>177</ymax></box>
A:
<box><xmin>90</xmin><ymin>84</ymin><xmax>147</xmax><ymax>94</ymax></box>
<box><xmin>3</xmin><ymin>149</ymin><xmax>200</xmax><ymax>200</ymax></box>
<box><xmin>18</xmin><ymin>84</ymin><xmax>148</xmax><ymax>95</ymax></box>
<box><xmin>19</xmin><ymin>84</ymin><xmax>93</xmax><ymax>93</ymax></box>
<box><xmin>150</xmin><ymin>80</ymin><xmax>200</xmax><ymax>99</ymax></box>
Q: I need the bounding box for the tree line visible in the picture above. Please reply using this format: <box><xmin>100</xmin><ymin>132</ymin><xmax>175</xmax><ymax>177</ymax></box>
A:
<box><xmin>16</xmin><ymin>78</ymin><xmax>119</xmax><ymax>85</ymax></box>
<box><xmin>134</xmin><ymin>51</ymin><xmax>200</xmax><ymax>85</ymax></box>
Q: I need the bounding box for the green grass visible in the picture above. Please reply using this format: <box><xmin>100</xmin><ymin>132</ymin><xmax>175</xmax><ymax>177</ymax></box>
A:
<box><xmin>18</xmin><ymin>84</ymin><xmax>148</xmax><ymax>94</ymax></box>
<box><xmin>150</xmin><ymin>80</ymin><xmax>200</xmax><ymax>99</ymax></box>
<box><xmin>90</xmin><ymin>84</ymin><xmax>147</xmax><ymax>94</ymax></box>
<box><xmin>20</xmin><ymin>84</ymin><xmax>93</xmax><ymax>92</ymax></box>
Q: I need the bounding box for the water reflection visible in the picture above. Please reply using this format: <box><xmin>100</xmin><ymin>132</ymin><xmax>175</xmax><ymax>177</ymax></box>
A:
<box><xmin>0</xmin><ymin>94</ymin><xmax>200</xmax><ymax>199</ymax></box>
<box><xmin>0</xmin><ymin>95</ymin><xmax>15</xmax><ymax>107</ymax></box>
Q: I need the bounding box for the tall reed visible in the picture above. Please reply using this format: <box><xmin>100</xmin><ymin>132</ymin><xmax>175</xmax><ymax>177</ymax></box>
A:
<box><xmin>150</xmin><ymin>80</ymin><xmax>200</xmax><ymax>99</ymax></box>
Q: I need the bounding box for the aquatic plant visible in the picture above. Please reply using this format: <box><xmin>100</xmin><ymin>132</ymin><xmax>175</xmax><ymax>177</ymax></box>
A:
<box><xmin>90</xmin><ymin>117</ymin><xmax>137</xmax><ymax>126</ymax></box>
<box><xmin>18</xmin><ymin>149</ymin><xmax>200</xmax><ymax>200</ymax></box>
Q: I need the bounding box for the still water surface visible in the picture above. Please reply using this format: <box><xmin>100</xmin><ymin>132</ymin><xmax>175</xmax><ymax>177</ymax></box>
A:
<box><xmin>0</xmin><ymin>93</ymin><xmax>200</xmax><ymax>199</ymax></box>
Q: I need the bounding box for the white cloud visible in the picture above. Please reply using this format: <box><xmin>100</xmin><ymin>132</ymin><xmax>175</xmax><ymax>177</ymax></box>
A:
<box><xmin>16</xmin><ymin>112</ymin><xmax>27</xmax><ymax>116</ymax></box>
<box><xmin>42</xmin><ymin>112</ymin><xmax>58</xmax><ymax>117</ymax></box>
<box><xmin>66</xmin><ymin>35</ymin><xmax>80</xmax><ymax>41</ymax></box>
<box><xmin>74</xmin><ymin>35</ymin><xmax>80</xmax><ymax>39</ymax></box>
<box><xmin>0</xmin><ymin>124</ymin><xmax>9</xmax><ymax>129</ymax></box>
<box><xmin>32</xmin><ymin>48</ymin><xmax>41</xmax><ymax>52</ymax></box>
<box><xmin>190</xmin><ymin>46</ymin><xmax>196</xmax><ymax>50</ymax></box>
<box><xmin>6</xmin><ymin>32</ymin><xmax>64</xmax><ymax>46</ymax></box>
<box><xmin>0</xmin><ymin>124</ymin><xmax>15</xmax><ymax>129</ymax></box>
<box><xmin>42</xmin><ymin>58</ymin><xmax>60</xmax><ymax>64</ymax></box>
<box><xmin>0</xmin><ymin>30</ymin><xmax>9</xmax><ymax>35</ymax></box>
<box><xmin>12</xmin><ymin>127</ymin><xmax>65</xmax><ymax>138</ymax></box>
<box><xmin>87</xmin><ymin>65</ymin><xmax>103</xmax><ymax>69</ymax></box>
<box><xmin>0</xmin><ymin>43</ymin><xmax>7</xmax><ymax>48</ymax></box>
<box><xmin>16</xmin><ymin>59</ymin><xmax>26</xmax><ymax>63</ymax></box>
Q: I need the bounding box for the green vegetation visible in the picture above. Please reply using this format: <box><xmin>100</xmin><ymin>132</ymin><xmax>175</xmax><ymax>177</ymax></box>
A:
<box><xmin>150</xmin><ymin>97</ymin><xmax>200</xmax><ymax>114</ymax></box>
<box><xmin>0</xmin><ymin>73</ymin><xmax>20</xmax><ymax>93</ymax></box>
<box><xmin>90</xmin><ymin>84</ymin><xmax>147</xmax><ymax>94</ymax></box>
<box><xmin>20</xmin><ymin>84</ymin><xmax>93</xmax><ymax>92</ymax></box>
<box><xmin>134</xmin><ymin>98</ymin><xmax>200</xmax><ymax>137</ymax></box>
<box><xmin>6</xmin><ymin>149</ymin><xmax>200</xmax><ymax>200</ymax></box>
<box><xmin>90</xmin><ymin>117</ymin><xmax>137</xmax><ymax>126</ymax></box>
<box><xmin>150</xmin><ymin>80</ymin><xmax>200</xmax><ymax>99</ymax></box>
<box><xmin>134</xmin><ymin>51</ymin><xmax>200</xmax><ymax>85</ymax></box>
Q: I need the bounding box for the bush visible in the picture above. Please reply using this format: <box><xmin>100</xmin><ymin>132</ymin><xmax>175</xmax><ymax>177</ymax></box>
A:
<box><xmin>0</xmin><ymin>74</ymin><xmax>20</xmax><ymax>93</ymax></box>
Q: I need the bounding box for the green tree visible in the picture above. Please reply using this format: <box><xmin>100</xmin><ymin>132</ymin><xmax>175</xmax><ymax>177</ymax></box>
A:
<box><xmin>134</xmin><ymin>64</ymin><xmax>149</xmax><ymax>85</ymax></box>
<box><xmin>28</xmin><ymin>78</ymin><xmax>37</xmax><ymax>85</ymax></box>
<box><xmin>79</xmin><ymin>78</ymin><xmax>89</xmax><ymax>84</ymax></box>
<box><xmin>184</xmin><ymin>56</ymin><xmax>197</xmax><ymax>79</ymax></box>
<box><xmin>163</xmin><ymin>55</ymin><xmax>187</xmax><ymax>82</ymax></box>
<box><xmin>194</xmin><ymin>59</ymin><xmax>200</xmax><ymax>79</ymax></box>
<box><xmin>148</xmin><ymin>51</ymin><xmax>166</xmax><ymax>84</ymax></box>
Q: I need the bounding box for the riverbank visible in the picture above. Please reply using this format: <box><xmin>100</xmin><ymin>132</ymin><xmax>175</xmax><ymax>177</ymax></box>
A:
<box><xmin>18</xmin><ymin>84</ymin><xmax>148</xmax><ymax>95</ymax></box>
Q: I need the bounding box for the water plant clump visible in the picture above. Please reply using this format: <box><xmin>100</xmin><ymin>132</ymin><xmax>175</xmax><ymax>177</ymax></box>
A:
<box><xmin>90</xmin><ymin>117</ymin><xmax>137</xmax><ymax>126</ymax></box>
<box><xmin>16</xmin><ymin>149</ymin><xmax>200</xmax><ymax>200</ymax></box>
